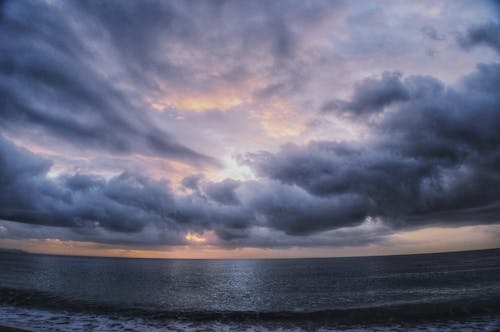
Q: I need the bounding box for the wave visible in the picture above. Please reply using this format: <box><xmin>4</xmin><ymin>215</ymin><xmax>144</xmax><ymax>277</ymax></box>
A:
<box><xmin>1</xmin><ymin>287</ymin><xmax>500</xmax><ymax>326</ymax></box>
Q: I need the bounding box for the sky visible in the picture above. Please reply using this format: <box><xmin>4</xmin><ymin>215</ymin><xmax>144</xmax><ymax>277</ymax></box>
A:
<box><xmin>0</xmin><ymin>0</ymin><xmax>500</xmax><ymax>258</ymax></box>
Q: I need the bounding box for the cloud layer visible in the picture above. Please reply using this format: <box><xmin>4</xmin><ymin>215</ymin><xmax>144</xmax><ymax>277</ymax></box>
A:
<box><xmin>0</xmin><ymin>0</ymin><xmax>499</xmax><ymax>253</ymax></box>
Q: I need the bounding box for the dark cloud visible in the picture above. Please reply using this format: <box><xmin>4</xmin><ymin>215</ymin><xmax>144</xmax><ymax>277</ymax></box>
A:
<box><xmin>0</xmin><ymin>134</ymin><xmax>388</xmax><ymax>248</ymax></box>
<box><xmin>459</xmin><ymin>22</ymin><xmax>500</xmax><ymax>55</ymax></box>
<box><xmin>322</xmin><ymin>72</ymin><xmax>410</xmax><ymax>115</ymax></box>
<box><xmin>0</xmin><ymin>135</ymin><xmax>251</xmax><ymax>244</ymax></box>
<box><xmin>458</xmin><ymin>0</ymin><xmax>500</xmax><ymax>55</ymax></box>
<box><xmin>203</xmin><ymin>179</ymin><xmax>241</xmax><ymax>206</ymax></box>
<box><xmin>242</xmin><ymin>182</ymin><xmax>371</xmax><ymax>236</ymax></box>
<box><xmin>249</xmin><ymin>63</ymin><xmax>500</xmax><ymax>230</ymax></box>
<box><xmin>0</xmin><ymin>134</ymin><xmax>170</xmax><ymax>233</ymax></box>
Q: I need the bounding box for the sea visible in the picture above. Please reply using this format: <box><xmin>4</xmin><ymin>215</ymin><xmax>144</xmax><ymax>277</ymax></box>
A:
<box><xmin>0</xmin><ymin>249</ymin><xmax>499</xmax><ymax>331</ymax></box>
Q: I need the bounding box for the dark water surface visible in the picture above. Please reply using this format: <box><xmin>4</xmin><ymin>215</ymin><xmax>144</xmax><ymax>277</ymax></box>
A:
<box><xmin>0</xmin><ymin>249</ymin><xmax>499</xmax><ymax>331</ymax></box>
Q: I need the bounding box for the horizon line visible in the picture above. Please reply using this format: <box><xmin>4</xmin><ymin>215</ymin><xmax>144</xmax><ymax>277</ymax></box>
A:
<box><xmin>1</xmin><ymin>246</ymin><xmax>498</xmax><ymax>261</ymax></box>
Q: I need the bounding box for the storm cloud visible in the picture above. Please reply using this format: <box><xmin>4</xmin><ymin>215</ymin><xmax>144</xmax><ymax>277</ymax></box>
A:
<box><xmin>0</xmin><ymin>134</ymin><xmax>382</xmax><ymax>247</ymax></box>
<box><xmin>460</xmin><ymin>22</ymin><xmax>500</xmax><ymax>55</ymax></box>
<box><xmin>322</xmin><ymin>72</ymin><xmax>410</xmax><ymax>115</ymax></box>
<box><xmin>248</xmin><ymin>63</ymin><xmax>500</xmax><ymax>230</ymax></box>
<box><xmin>0</xmin><ymin>134</ymin><xmax>253</xmax><ymax>245</ymax></box>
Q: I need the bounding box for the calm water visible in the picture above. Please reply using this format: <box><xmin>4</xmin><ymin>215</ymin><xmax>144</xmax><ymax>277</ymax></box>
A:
<box><xmin>0</xmin><ymin>249</ymin><xmax>499</xmax><ymax>331</ymax></box>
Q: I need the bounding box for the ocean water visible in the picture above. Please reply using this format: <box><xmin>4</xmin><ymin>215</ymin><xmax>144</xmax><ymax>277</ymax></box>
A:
<box><xmin>0</xmin><ymin>249</ymin><xmax>499</xmax><ymax>331</ymax></box>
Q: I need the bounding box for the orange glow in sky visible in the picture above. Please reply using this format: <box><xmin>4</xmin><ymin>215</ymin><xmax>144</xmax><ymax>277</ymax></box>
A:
<box><xmin>1</xmin><ymin>225</ymin><xmax>499</xmax><ymax>259</ymax></box>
